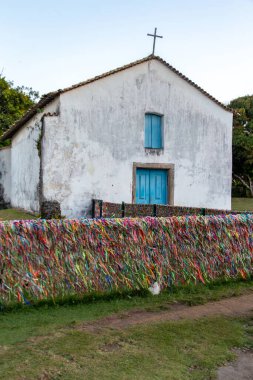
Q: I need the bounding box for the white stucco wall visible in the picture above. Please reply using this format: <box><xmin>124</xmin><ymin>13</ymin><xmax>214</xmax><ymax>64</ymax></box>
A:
<box><xmin>42</xmin><ymin>59</ymin><xmax>232</xmax><ymax>218</ymax></box>
<box><xmin>0</xmin><ymin>146</ymin><xmax>11</xmax><ymax>205</ymax></box>
<box><xmin>11</xmin><ymin>100</ymin><xmax>59</xmax><ymax>212</ymax></box>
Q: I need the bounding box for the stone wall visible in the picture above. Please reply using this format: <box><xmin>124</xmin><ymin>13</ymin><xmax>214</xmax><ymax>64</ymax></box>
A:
<box><xmin>92</xmin><ymin>199</ymin><xmax>247</xmax><ymax>218</ymax></box>
<box><xmin>40</xmin><ymin>200</ymin><xmax>61</xmax><ymax>219</ymax></box>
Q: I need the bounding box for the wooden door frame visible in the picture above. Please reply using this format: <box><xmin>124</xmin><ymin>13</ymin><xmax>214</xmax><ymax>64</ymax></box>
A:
<box><xmin>132</xmin><ymin>162</ymin><xmax>174</xmax><ymax>205</ymax></box>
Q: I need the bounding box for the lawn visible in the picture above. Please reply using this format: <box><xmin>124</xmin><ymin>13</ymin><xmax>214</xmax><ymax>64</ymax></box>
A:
<box><xmin>0</xmin><ymin>280</ymin><xmax>253</xmax><ymax>379</ymax></box>
<box><xmin>232</xmin><ymin>197</ymin><xmax>253</xmax><ymax>211</ymax></box>
<box><xmin>1</xmin><ymin>316</ymin><xmax>252</xmax><ymax>380</ymax></box>
<box><xmin>0</xmin><ymin>208</ymin><xmax>36</xmax><ymax>221</ymax></box>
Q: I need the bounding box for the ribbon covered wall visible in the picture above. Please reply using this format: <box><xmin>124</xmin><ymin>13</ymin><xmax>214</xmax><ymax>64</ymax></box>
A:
<box><xmin>0</xmin><ymin>214</ymin><xmax>252</xmax><ymax>306</ymax></box>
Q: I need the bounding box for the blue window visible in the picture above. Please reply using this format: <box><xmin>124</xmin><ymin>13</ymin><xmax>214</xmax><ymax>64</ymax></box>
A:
<box><xmin>145</xmin><ymin>114</ymin><xmax>162</xmax><ymax>149</ymax></box>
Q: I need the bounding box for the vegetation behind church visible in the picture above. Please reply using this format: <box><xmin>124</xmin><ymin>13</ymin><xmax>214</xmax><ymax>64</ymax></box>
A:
<box><xmin>229</xmin><ymin>95</ymin><xmax>253</xmax><ymax>197</ymax></box>
<box><xmin>0</xmin><ymin>76</ymin><xmax>39</xmax><ymax>147</ymax></box>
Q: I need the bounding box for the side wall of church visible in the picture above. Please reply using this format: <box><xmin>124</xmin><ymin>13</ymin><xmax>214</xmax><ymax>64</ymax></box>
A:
<box><xmin>42</xmin><ymin>60</ymin><xmax>233</xmax><ymax>218</ymax></box>
<box><xmin>0</xmin><ymin>146</ymin><xmax>11</xmax><ymax>207</ymax></box>
<box><xmin>11</xmin><ymin>100</ymin><xmax>59</xmax><ymax>213</ymax></box>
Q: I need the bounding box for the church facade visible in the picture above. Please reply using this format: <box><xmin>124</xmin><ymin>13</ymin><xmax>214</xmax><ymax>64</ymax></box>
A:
<box><xmin>0</xmin><ymin>56</ymin><xmax>233</xmax><ymax>218</ymax></box>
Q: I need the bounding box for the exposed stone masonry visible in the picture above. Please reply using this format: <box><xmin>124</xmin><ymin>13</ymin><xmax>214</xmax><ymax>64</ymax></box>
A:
<box><xmin>92</xmin><ymin>200</ymin><xmax>252</xmax><ymax>218</ymax></box>
<box><xmin>41</xmin><ymin>200</ymin><xmax>61</xmax><ymax>219</ymax></box>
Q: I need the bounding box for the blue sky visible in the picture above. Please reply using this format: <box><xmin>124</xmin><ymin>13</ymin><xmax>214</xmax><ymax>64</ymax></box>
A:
<box><xmin>1</xmin><ymin>0</ymin><xmax>252</xmax><ymax>103</ymax></box>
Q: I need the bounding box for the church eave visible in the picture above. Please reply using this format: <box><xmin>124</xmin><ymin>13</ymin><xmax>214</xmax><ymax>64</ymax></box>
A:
<box><xmin>1</xmin><ymin>55</ymin><xmax>232</xmax><ymax>141</ymax></box>
<box><xmin>0</xmin><ymin>90</ymin><xmax>61</xmax><ymax>140</ymax></box>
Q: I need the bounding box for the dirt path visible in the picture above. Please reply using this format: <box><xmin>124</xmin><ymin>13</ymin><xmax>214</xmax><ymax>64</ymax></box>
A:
<box><xmin>81</xmin><ymin>293</ymin><xmax>253</xmax><ymax>332</ymax></box>
<box><xmin>79</xmin><ymin>293</ymin><xmax>253</xmax><ymax>379</ymax></box>
<box><xmin>217</xmin><ymin>349</ymin><xmax>253</xmax><ymax>380</ymax></box>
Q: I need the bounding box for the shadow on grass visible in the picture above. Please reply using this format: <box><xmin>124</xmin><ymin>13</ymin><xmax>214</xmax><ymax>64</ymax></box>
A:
<box><xmin>1</xmin><ymin>276</ymin><xmax>253</xmax><ymax>314</ymax></box>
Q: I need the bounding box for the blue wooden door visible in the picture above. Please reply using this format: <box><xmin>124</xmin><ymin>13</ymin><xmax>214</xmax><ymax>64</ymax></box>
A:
<box><xmin>150</xmin><ymin>169</ymin><xmax>167</xmax><ymax>204</ymax></box>
<box><xmin>136</xmin><ymin>169</ymin><xmax>150</xmax><ymax>204</ymax></box>
<box><xmin>136</xmin><ymin>169</ymin><xmax>168</xmax><ymax>204</ymax></box>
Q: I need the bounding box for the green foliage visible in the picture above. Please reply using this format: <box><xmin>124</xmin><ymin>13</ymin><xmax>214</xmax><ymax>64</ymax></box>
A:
<box><xmin>36</xmin><ymin>127</ymin><xmax>43</xmax><ymax>157</ymax></box>
<box><xmin>229</xmin><ymin>95</ymin><xmax>253</xmax><ymax>196</ymax></box>
<box><xmin>230</xmin><ymin>96</ymin><xmax>253</xmax><ymax>130</ymax></box>
<box><xmin>0</xmin><ymin>76</ymin><xmax>39</xmax><ymax>146</ymax></box>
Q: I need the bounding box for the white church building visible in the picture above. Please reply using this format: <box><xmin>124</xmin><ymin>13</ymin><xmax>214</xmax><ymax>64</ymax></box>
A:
<box><xmin>0</xmin><ymin>55</ymin><xmax>233</xmax><ymax>218</ymax></box>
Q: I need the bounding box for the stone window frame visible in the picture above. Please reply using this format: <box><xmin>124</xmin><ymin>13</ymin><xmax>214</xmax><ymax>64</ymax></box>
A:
<box><xmin>132</xmin><ymin>162</ymin><xmax>174</xmax><ymax>205</ymax></box>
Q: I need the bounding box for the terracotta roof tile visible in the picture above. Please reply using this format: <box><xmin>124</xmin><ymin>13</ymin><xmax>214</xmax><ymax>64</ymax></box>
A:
<box><xmin>1</xmin><ymin>55</ymin><xmax>232</xmax><ymax>140</ymax></box>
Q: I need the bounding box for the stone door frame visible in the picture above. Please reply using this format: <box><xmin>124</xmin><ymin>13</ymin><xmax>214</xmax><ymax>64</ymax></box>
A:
<box><xmin>132</xmin><ymin>162</ymin><xmax>174</xmax><ymax>205</ymax></box>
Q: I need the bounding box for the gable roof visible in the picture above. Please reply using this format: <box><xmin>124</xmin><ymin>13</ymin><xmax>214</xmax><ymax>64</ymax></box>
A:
<box><xmin>1</xmin><ymin>55</ymin><xmax>232</xmax><ymax>141</ymax></box>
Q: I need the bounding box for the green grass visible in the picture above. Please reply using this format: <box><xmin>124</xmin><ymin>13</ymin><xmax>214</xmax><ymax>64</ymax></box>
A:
<box><xmin>2</xmin><ymin>277</ymin><xmax>253</xmax><ymax>314</ymax></box>
<box><xmin>0</xmin><ymin>208</ymin><xmax>37</xmax><ymax>220</ymax></box>
<box><xmin>232</xmin><ymin>197</ymin><xmax>253</xmax><ymax>211</ymax></box>
<box><xmin>0</xmin><ymin>280</ymin><xmax>253</xmax><ymax>379</ymax></box>
<box><xmin>0</xmin><ymin>315</ymin><xmax>252</xmax><ymax>380</ymax></box>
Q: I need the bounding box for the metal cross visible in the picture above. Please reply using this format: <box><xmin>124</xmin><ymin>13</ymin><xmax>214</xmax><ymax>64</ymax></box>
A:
<box><xmin>147</xmin><ymin>27</ymin><xmax>163</xmax><ymax>55</ymax></box>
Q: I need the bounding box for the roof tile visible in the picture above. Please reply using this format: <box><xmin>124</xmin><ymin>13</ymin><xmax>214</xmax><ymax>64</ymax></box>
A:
<box><xmin>1</xmin><ymin>55</ymin><xmax>232</xmax><ymax>140</ymax></box>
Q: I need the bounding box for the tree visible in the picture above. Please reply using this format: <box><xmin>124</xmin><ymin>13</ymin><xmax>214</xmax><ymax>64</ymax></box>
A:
<box><xmin>0</xmin><ymin>76</ymin><xmax>39</xmax><ymax>146</ymax></box>
<box><xmin>229</xmin><ymin>95</ymin><xmax>253</xmax><ymax>197</ymax></box>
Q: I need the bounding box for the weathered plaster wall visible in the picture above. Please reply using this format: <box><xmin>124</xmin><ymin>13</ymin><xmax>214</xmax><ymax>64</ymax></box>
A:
<box><xmin>42</xmin><ymin>59</ymin><xmax>232</xmax><ymax>218</ymax></box>
<box><xmin>11</xmin><ymin>100</ymin><xmax>59</xmax><ymax>212</ymax></box>
<box><xmin>0</xmin><ymin>146</ymin><xmax>11</xmax><ymax>207</ymax></box>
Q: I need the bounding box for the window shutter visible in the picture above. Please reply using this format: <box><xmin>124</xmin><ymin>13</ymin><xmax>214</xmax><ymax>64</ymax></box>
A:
<box><xmin>145</xmin><ymin>114</ymin><xmax>152</xmax><ymax>148</ymax></box>
<box><xmin>151</xmin><ymin>115</ymin><xmax>162</xmax><ymax>148</ymax></box>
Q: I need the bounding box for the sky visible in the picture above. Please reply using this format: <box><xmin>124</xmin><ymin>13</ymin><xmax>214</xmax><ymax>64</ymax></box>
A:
<box><xmin>0</xmin><ymin>0</ymin><xmax>253</xmax><ymax>104</ymax></box>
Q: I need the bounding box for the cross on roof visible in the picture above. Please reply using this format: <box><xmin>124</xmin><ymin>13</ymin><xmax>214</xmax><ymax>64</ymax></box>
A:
<box><xmin>147</xmin><ymin>27</ymin><xmax>163</xmax><ymax>55</ymax></box>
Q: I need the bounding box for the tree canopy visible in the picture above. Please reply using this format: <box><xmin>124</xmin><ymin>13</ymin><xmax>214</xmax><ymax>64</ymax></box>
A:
<box><xmin>0</xmin><ymin>76</ymin><xmax>39</xmax><ymax>146</ymax></box>
<box><xmin>229</xmin><ymin>95</ymin><xmax>253</xmax><ymax>197</ymax></box>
